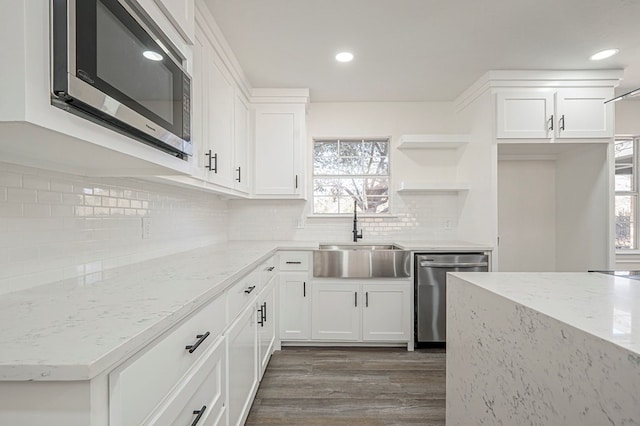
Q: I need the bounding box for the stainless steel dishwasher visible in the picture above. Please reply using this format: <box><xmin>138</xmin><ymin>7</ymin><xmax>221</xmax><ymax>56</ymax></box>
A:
<box><xmin>415</xmin><ymin>253</ymin><xmax>489</xmax><ymax>345</ymax></box>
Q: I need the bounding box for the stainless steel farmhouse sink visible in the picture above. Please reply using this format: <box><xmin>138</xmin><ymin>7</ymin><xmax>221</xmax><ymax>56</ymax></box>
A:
<box><xmin>313</xmin><ymin>244</ymin><xmax>411</xmax><ymax>278</ymax></box>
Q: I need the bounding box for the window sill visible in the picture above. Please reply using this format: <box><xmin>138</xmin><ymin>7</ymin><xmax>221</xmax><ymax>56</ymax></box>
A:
<box><xmin>307</xmin><ymin>214</ymin><xmax>399</xmax><ymax>219</ymax></box>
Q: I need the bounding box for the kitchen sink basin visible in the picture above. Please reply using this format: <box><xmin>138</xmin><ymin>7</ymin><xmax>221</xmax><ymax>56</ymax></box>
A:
<box><xmin>313</xmin><ymin>243</ymin><xmax>410</xmax><ymax>278</ymax></box>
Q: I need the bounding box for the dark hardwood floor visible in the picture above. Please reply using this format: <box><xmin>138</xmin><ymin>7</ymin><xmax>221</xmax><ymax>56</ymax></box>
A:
<box><xmin>246</xmin><ymin>347</ymin><xmax>446</xmax><ymax>425</ymax></box>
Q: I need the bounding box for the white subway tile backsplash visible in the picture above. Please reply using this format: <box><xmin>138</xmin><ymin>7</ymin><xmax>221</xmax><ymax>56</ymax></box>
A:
<box><xmin>7</xmin><ymin>188</ymin><xmax>37</xmax><ymax>203</ymax></box>
<box><xmin>0</xmin><ymin>161</ymin><xmax>229</xmax><ymax>295</ymax></box>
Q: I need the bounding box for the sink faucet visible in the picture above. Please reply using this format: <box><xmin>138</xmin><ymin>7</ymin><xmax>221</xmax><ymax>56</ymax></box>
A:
<box><xmin>352</xmin><ymin>199</ymin><xmax>363</xmax><ymax>242</ymax></box>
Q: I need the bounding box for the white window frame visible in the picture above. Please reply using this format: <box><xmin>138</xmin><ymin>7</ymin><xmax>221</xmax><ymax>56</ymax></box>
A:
<box><xmin>615</xmin><ymin>136</ymin><xmax>639</xmax><ymax>251</ymax></box>
<box><xmin>311</xmin><ymin>138</ymin><xmax>391</xmax><ymax>216</ymax></box>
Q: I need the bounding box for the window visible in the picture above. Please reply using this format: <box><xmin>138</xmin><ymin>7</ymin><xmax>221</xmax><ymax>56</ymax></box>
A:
<box><xmin>313</xmin><ymin>138</ymin><xmax>389</xmax><ymax>214</ymax></box>
<box><xmin>615</xmin><ymin>137</ymin><xmax>638</xmax><ymax>249</ymax></box>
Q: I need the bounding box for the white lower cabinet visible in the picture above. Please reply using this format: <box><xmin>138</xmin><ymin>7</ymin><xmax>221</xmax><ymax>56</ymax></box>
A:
<box><xmin>310</xmin><ymin>281</ymin><xmax>411</xmax><ymax>343</ymax></box>
<box><xmin>109</xmin><ymin>295</ymin><xmax>226</xmax><ymax>426</ymax></box>
<box><xmin>311</xmin><ymin>283</ymin><xmax>360</xmax><ymax>340</ymax></box>
<box><xmin>144</xmin><ymin>336</ymin><xmax>227</xmax><ymax>426</ymax></box>
<box><xmin>278</xmin><ymin>272</ymin><xmax>311</xmax><ymax>340</ymax></box>
<box><xmin>361</xmin><ymin>284</ymin><xmax>411</xmax><ymax>341</ymax></box>
<box><xmin>226</xmin><ymin>303</ymin><xmax>258</xmax><ymax>426</ymax></box>
<box><xmin>257</xmin><ymin>278</ymin><xmax>277</xmax><ymax>378</ymax></box>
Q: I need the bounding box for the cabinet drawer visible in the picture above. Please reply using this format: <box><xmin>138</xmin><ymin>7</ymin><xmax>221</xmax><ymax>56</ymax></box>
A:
<box><xmin>144</xmin><ymin>336</ymin><xmax>226</xmax><ymax>426</ymax></box>
<box><xmin>109</xmin><ymin>295</ymin><xmax>226</xmax><ymax>426</ymax></box>
<box><xmin>227</xmin><ymin>269</ymin><xmax>260</xmax><ymax>322</ymax></box>
<box><xmin>279</xmin><ymin>251</ymin><xmax>310</xmax><ymax>271</ymax></box>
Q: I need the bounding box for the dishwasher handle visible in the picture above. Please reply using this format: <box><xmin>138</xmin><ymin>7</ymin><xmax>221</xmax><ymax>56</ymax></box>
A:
<box><xmin>419</xmin><ymin>261</ymin><xmax>488</xmax><ymax>268</ymax></box>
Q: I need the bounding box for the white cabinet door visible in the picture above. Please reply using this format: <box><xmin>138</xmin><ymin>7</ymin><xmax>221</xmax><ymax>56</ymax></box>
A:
<box><xmin>279</xmin><ymin>272</ymin><xmax>310</xmax><ymax>340</ymax></box>
<box><xmin>153</xmin><ymin>0</ymin><xmax>195</xmax><ymax>43</ymax></box>
<box><xmin>206</xmin><ymin>50</ymin><xmax>235</xmax><ymax>188</ymax></box>
<box><xmin>555</xmin><ymin>88</ymin><xmax>614</xmax><ymax>138</ymax></box>
<box><xmin>311</xmin><ymin>283</ymin><xmax>360</xmax><ymax>341</ymax></box>
<box><xmin>257</xmin><ymin>279</ymin><xmax>276</xmax><ymax>378</ymax></box>
<box><xmin>191</xmin><ymin>22</ymin><xmax>208</xmax><ymax>180</ymax></box>
<box><xmin>254</xmin><ymin>104</ymin><xmax>305</xmax><ymax>197</ymax></box>
<box><xmin>362</xmin><ymin>283</ymin><xmax>411</xmax><ymax>341</ymax></box>
<box><xmin>496</xmin><ymin>91</ymin><xmax>554</xmax><ymax>139</ymax></box>
<box><xmin>234</xmin><ymin>93</ymin><xmax>250</xmax><ymax>193</ymax></box>
<box><xmin>227</xmin><ymin>304</ymin><xmax>258</xmax><ymax>426</ymax></box>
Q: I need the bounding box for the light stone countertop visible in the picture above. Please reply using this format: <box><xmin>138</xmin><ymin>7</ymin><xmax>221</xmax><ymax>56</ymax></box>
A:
<box><xmin>448</xmin><ymin>271</ymin><xmax>640</xmax><ymax>355</ymax></box>
<box><xmin>0</xmin><ymin>239</ymin><xmax>488</xmax><ymax>382</ymax></box>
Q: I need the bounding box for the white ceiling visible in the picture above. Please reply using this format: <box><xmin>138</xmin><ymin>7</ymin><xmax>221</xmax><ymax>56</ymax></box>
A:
<box><xmin>203</xmin><ymin>0</ymin><xmax>640</xmax><ymax>102</ymax></box>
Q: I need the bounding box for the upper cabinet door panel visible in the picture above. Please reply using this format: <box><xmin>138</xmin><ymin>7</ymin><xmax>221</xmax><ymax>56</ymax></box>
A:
<box><xmin>153</xmin><ymin>0</ymin><xmax>195</xmax><ymax>44</ymax></box>
<box><xmin>254</xmin><ymin>105</ymin><xmax>303</xmax><ymax>196</ymax></box>
<box><xmin>496</xmin><ymin>91</ymin><xmax>554</xmax><ymax>139</ymax></box>
<box><xmin>555</xmin><ymin>88</ymin><xmax>614</xmax><ymax>139</ymax></box>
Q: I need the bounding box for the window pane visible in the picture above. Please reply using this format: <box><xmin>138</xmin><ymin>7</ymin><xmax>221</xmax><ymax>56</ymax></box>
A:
<box><xmin>615</xmin><ymin>140</ymin><xmax>634</xmax><ymax>191</ymax></box>
<box><xmin>313</xmin><ymin>141</ymin><xmax>339</xmax><ymax>174</ymax></box>
<box><xmin>313</xmin><ymin>138</ymin><xmax>390</xmax><ymax>215</ymax></box>
<box><xmin>339</xmin><ymin>157</ymin><xmax>365</xmax><ymax>174</ymax></box>
<box><xmin>616</xmin><ymin>195</ymin><xmax>636</xmax><ymax>249</ymax></box>
<box><xmin>313</xmin><ymin>178</ymin><xmax>340</xmax><ymax>196</ymax></box>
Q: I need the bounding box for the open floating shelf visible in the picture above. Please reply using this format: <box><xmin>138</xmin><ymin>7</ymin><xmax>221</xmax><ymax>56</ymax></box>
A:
<box><xmin>397</xmin><ymin>134</ymin><xmax>469</xmax><ymax>149</ymax></box>
<box><xmin>396</xmin><ymin>181</ymin><xmax>470</xmax><ymax>193</ymax></box>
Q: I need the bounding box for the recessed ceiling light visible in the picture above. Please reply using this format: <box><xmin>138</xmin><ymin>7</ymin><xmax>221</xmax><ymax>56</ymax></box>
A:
<box><xmin>590</xmin><ymin>49</ymin><xmax>619</xmax><ymax>61</ymax></box>
<box><xmin>143</xmin><ymin>50</ymin><xmax>163</xmax><ymax>61</ymax></box>
<box><xmin>335</xmin><ymin>52</ymin><xmax>354</xmax><ymax>63</ymax></box>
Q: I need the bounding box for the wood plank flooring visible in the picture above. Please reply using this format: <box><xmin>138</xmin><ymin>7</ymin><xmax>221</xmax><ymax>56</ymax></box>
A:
<box><xmin>246</xmin><ymin>347</ymin><xmax>446</xmax><ymax>425</ymax></box>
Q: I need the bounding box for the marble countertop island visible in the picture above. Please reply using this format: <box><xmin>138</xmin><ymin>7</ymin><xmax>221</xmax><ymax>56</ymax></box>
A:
<box><xmin>446</xmin><ymin>272</ymin><xmax>640</xmax><ymax>426</ymax></box>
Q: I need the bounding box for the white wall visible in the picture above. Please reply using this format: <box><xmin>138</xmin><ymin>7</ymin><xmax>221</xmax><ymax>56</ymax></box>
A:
<box><xmin>615</xmin><ymin>101</ymin><xmax>640</xmax><ymax>135</ymax></box>
<box><xmin>556</xmin><ymin>144</ymin><xmax>613</xmax><ymax>271</ymax></box>
<box><xmin>0</xmin><ymin>162</ymin><xmax>228</xmax><ymax>295</ymax></box>
<box><xmin>498</xmin><ymin>160</ymin><xmax>556</xmax><ymax>271</ymax></box>
<box><xmin>229</xmin><ymin>101</ymin><xmax>492</xmax><ymax>243</ymax></box>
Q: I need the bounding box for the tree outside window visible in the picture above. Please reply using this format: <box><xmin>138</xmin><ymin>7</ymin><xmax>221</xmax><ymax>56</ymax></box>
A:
<box><xmin>313</xmin><ymin>139</ymin><xmax>389</xmax><ymax>214</ymax></box>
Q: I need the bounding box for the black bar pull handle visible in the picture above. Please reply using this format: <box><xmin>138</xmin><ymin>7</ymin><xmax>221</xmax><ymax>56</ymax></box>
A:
<box><xmin>262</xmin><ymin>302</ymin><xmax>267</xmax><ymax>322</ymax></box>
<box><xmin>191</xmin><ymin>405</ymin><xmax>207</xmax><ymax>426</ymax></box>
<box><xmin>213</xmin><ymin>153</ymin><xmax>218</xmax><ymax>173</ymax></box>
<box><xmin>205</xmin><ymin>150</ymin><xmax>212</xmax><ymax>170</ymax></box>
<box><xmin>236</xmin><ymin>166</ymin><xmax>241</xmax><ymax>182</ymax></box>
<box><xmin>548</xmin><ymin>114</ymin><xmax>554</xmax><ymax>131</ymax></box>
<box><xmin>295</xmin><ymin>174</ymin><xmax>298</xmax><ymax>189</ymax></box>
<box><xmin>257</xmin><ymin>305</ymin><xmax>264</xmax><ymax>326</ymax></box>
<box><xmin>244</xmin><ymin>285</ymin><xmax>256</xmax><ymax>294</ymax></box>
<box><xmin>354</xmin><ymin>292</ymin><xmax>358</xmax><ymax>307</ymax></box>
<box><xmin>559</xmin><ymin>115</ymin><xmax>565</xmax><ymax>131</ymax></box>
<box><xmin>366</xmin><ymin>291</ymin><xmax>369</xmax><ymax>307</ymax></box>
<box><xmin>303</xmin><ymin>281</ymin><xmax>306</xmax><ymax>297</ymax></box>
<box><xmin>185</xmin><ymin>331</ymin><xmax>210</xmax><ymax>353</ymax></box>
<box><xmin>266</xmin><ymin>266</ymin><xmax>275</xmax><ymax>271</ymax></box>
<box><xmin>286</xmin><ymin>261</ymin><xmax>302</xmax><ymax>264</ymax></box>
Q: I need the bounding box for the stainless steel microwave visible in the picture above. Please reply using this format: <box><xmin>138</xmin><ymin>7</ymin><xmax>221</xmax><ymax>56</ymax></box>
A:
<box><xmin>51</xmin><ymin>0</ymin><xmax>192</xmax><ymax>158</ymax></box>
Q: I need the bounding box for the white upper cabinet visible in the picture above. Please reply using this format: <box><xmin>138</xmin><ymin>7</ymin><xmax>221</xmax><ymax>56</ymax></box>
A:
<box><xmin>496</xmin><ymin>91</ymin><xmax>555</xmax><ymax>139</ymax></box>
<box><xmin>190</xmin><ymin>6</ymin><xmax>252</xmax><ymax>195</ymax></box>
<box><xmin>495</xmin><ymin>86</ymin><xmax>616</xmax><ymax>140</ymax></box>
<box><xmin>253</xmin><ymin>102</ymin><xmax>307</xmax><ymax>198</ymax></box>
<box><xmin>555</xmin><ymin>88</ymin><xmax>614</xmax><ymax>138</ymax></box>
<box><xmin>205</xmin><ymin>50</ymin><xmax>236</xmax><ymax>189</ymax></box>
<box><xmin>152</xmin><ymin>0</ymin><xmax>195</xmax><ymax>44</ymax></box>
<box><xmin>234</xmin><ymin>93</ymin><xmax>250</xmax><ymax>194</ymax></box>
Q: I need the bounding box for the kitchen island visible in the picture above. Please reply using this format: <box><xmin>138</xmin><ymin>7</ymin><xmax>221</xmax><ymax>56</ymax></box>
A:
<box><xmin>446</xmin><ymin>272</ymin><xmax>640</xmax><ymax>425</ymax></box>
